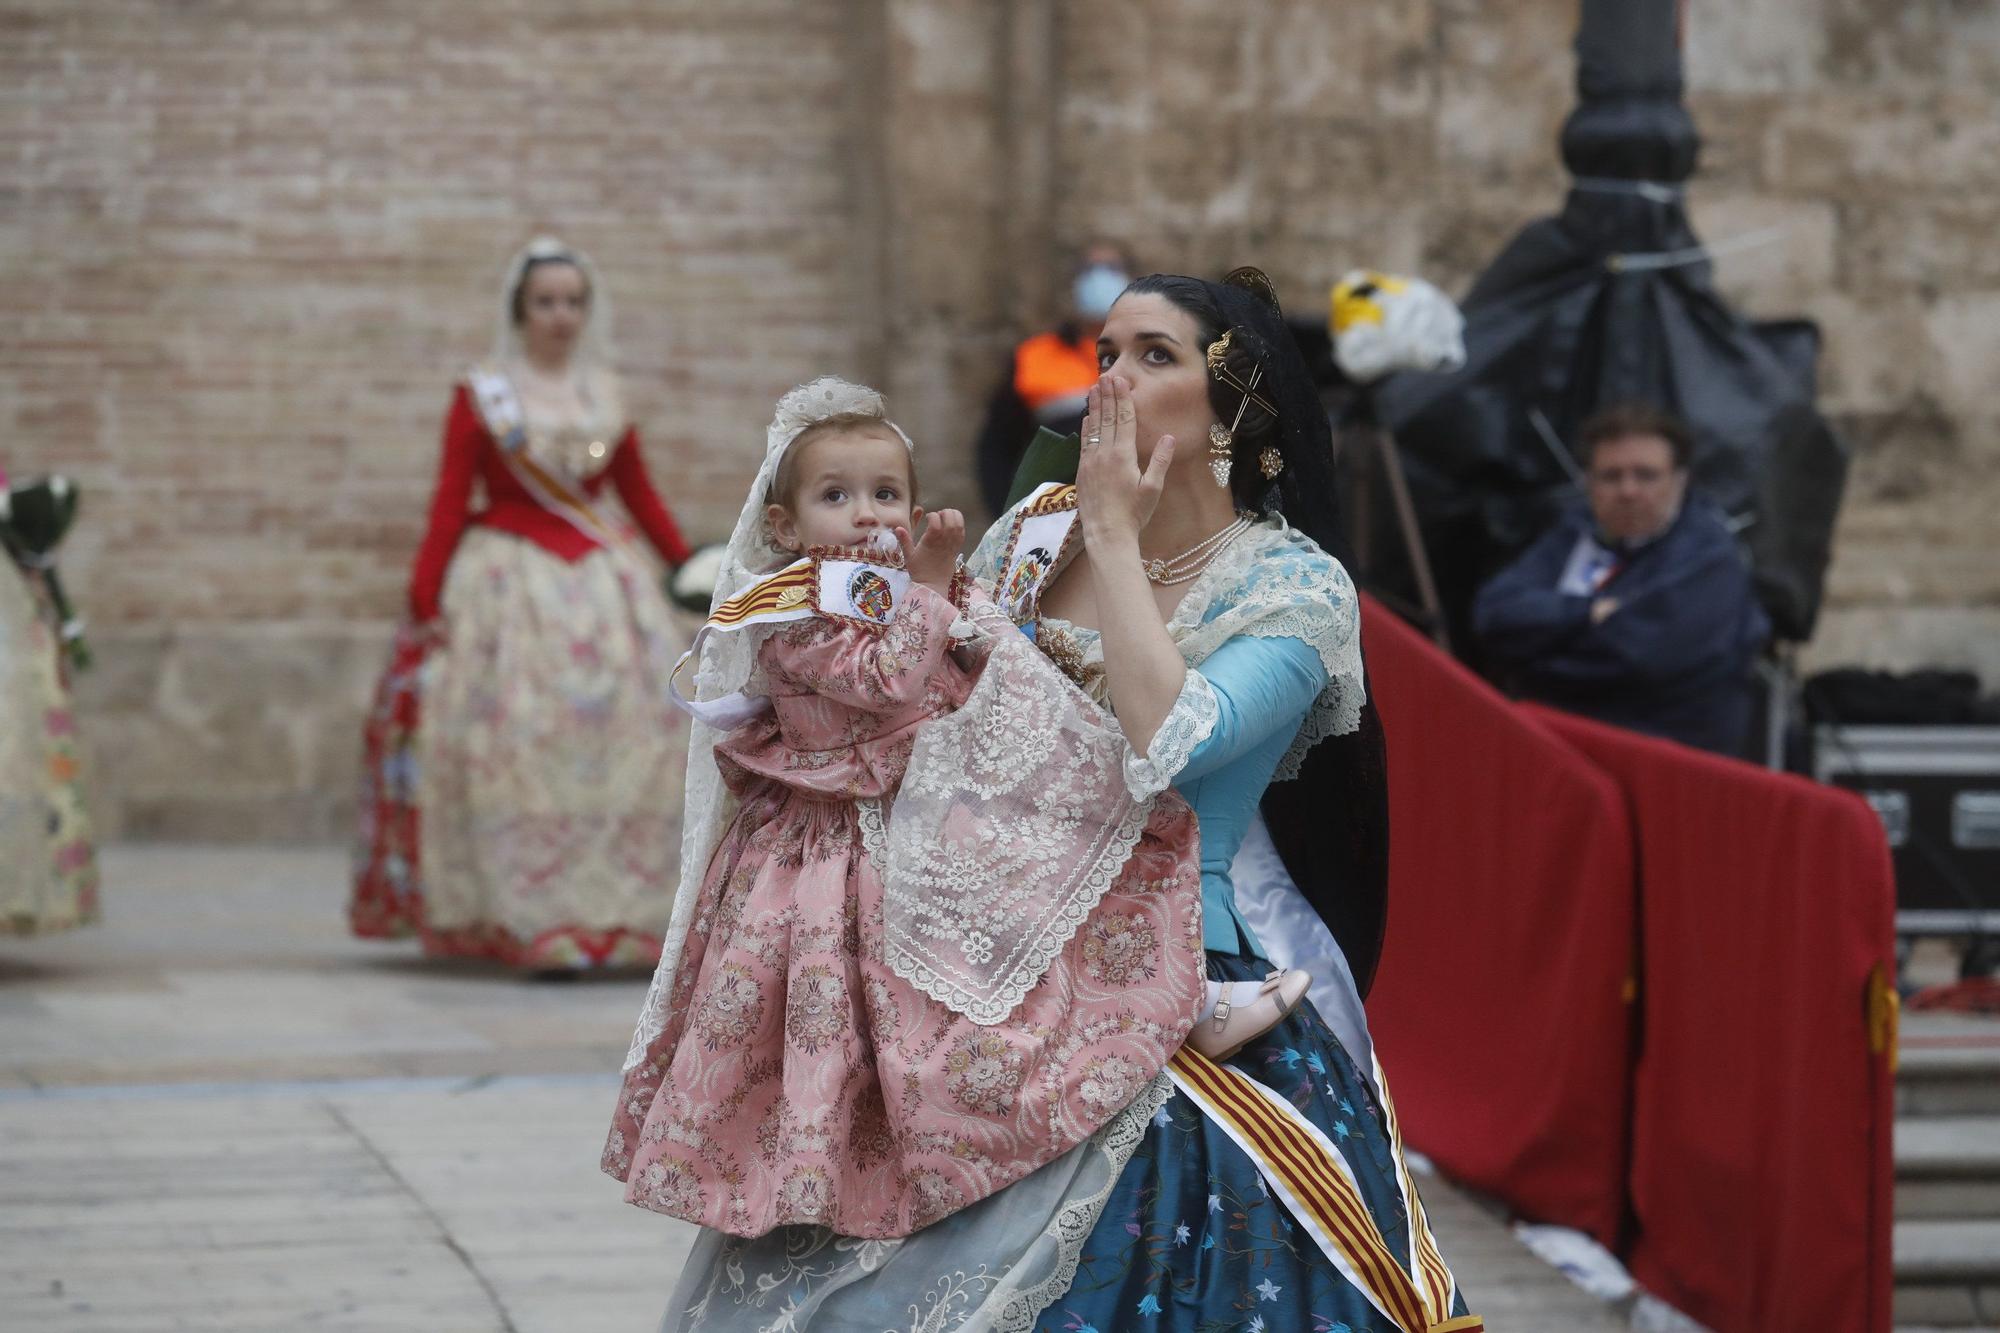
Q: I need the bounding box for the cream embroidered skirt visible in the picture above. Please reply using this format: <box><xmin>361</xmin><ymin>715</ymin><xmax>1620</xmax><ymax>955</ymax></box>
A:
<box><xmin>416</xmin><ymin>528</ymin><xmax>690</xmax><ymax>968</ymax></box>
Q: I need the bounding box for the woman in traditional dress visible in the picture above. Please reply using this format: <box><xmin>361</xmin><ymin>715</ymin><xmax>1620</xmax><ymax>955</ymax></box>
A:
<box><xmin>0</xmin><ymin>466</ymin><xmax>99</xmax><ymax>935</ymax></box>
<box><xmin>647</xmin><ymin>269</ymin><xmax>1478</xmax><ymax>1332</ymax></box>
<box><xmin>350</xmin><ymin>237</ymin><xmax>694</xmax><ymax>971</ymax></box>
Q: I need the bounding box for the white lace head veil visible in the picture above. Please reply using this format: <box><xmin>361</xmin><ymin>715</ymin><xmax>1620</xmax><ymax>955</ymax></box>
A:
<box><xmin>622</xmin><ymin>376</ymin><xmax>913</xmax><ymax>1070</ymax></box>
<box><xmin>489</xmin><ymin>235</ymin><xmax>618</xmax><ymax>375</ymax></box>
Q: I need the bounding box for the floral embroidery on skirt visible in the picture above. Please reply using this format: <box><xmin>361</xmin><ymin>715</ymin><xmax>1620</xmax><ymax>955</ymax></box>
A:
<box><xmin>0</xmin><ymin>568</ymin><xmax>98</xmax><ymax>936</ymax></box>
<box><xmin>606</xmin><ymin>781</ymin><xmax>1205</xmax><ymax>1239</ymax></box>
<box><xmin>355</xmin><ymin>528</ymin><xmax>690</xmax><ymax>969</ymax></box>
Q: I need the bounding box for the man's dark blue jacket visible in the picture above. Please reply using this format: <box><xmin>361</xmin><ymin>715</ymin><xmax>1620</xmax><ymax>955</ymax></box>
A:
<box><xmin>1471</xmin><ymin>501</ymin><xmax>1771</xmax><ymax>755</ymax></box>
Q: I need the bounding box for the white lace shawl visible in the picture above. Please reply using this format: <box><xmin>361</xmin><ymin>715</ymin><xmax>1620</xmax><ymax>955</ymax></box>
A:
<box><xmin>967</xmin><ymin>507</ymin><xmax>1366</xmax><ymax>785</ymax></box>
<box><xmin>867</xmin><ymin>594</ymin><xmax>1156</xmax><ymax>1026</ymax></box>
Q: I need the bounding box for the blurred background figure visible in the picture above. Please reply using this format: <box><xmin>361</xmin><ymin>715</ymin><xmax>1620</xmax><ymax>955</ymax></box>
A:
<box><xmin>1472</xmin><ymin>404</ymin><xmax>1770</xmax><ymax>755</ymax></box>
<box><xmin>0</xmin><ymin>465</ymin><xmax>99</xmax><ymax>935</ymax></box>
<box><xmin>349</xmin><ymin>238</ymin><xmax>694</xmax><ymax>972</ymax></box>
<box><xmin>971</xmin><ymin>238</ymin><xmax>1133</xmax><ymax>518</ymax></box>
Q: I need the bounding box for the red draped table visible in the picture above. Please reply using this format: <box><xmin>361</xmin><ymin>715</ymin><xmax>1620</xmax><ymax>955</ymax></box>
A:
<box><xmin>1359</xmin><ymin>596</ymin><xmax>1896</xmax><ymax>1333</ymax></box>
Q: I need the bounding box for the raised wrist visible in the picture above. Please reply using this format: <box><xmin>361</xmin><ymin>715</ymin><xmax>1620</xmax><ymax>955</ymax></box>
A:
<box><xmin>1083</xmin><ymin>523</ymin><xmax>1141</xmax><ymax>559</ymax></box>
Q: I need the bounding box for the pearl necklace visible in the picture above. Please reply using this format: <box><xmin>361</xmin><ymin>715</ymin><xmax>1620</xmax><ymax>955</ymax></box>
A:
<box><xmin>1141</xmin><ymin>514</ymin><xmax>1255</xmax><ymax>586</ymax></box>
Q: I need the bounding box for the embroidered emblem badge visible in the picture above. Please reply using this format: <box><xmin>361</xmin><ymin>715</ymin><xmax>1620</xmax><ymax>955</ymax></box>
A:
<box><xmin>1005</xmin><ymin>546</ymin><xmax>1052</xmax><ymax>618</ymax></box>
<box><xmin>848</xmin><ymin>568</ymin><xmax>896</xmax><ymax>624</ymax></box>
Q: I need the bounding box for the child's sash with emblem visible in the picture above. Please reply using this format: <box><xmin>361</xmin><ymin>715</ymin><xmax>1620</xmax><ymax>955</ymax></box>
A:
<box><xmin>994</xmin><ymin>482</ymin><xmax>1082</xmax><ymax>625</ymax></box>
<box><xmin>464</xmin><ymin>366</ymin><xmax>626</xmax><ymax>549</ymax></box>
<box><xmin>669</xmin><ymin>547</ymin><xmax>913</xmax><ymax>729</ymax></box>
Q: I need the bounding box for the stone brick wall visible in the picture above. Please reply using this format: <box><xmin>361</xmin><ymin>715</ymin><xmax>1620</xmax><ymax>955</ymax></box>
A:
<box><xmin>1682</xmin><ymin>0</ymin><xmax>2000</xmax><ymax>681</ymax></box>
<box><xmin>4</xmin><ymin>0</ymin><xmax>1995</xmax><ymax>838</ymax></box>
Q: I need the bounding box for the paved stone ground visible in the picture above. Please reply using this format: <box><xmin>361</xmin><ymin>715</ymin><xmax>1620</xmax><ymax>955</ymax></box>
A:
<box><xmin>0</xmin><ymin>845</ymin><xmax>1624</xmax><ymax>1331</ymax></box>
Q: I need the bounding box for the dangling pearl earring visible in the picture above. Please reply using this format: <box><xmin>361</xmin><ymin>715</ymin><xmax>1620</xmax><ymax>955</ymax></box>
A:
<box><xmin>1207</xmin><ymin>424</ymin><xmax>1234</xmax><ymax>488</ymax></box>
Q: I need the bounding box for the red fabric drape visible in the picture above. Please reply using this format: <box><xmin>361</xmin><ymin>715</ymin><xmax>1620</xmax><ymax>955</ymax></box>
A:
<box><xmin>1529</xmin><ymin>707</ymin><xmax>1896</xmax><ymax>1333</ymax></box>
<box><xmin>1361</xmin><ymin>597</ymin><xmax>1638</xmax><ymax>1245</ymax></box>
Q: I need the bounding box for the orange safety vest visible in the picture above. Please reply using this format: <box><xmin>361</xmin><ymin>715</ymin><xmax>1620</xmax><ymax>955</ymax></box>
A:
<box><xmin>1012</xmin><ymin>331</ymin><xmax>1098</xmax><ymax>421</ymax></box>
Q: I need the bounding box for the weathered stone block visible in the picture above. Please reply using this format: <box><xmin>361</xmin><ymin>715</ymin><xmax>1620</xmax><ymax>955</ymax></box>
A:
<box><xmin>1685</xmin><ymin>0</ymin><xmax>1831</xmax><ymax>95</ymax></box>
<box><xmin>1837</xmin><ymin>198</ymin><xmax>2000</xmax><ymax>299</ymax></box>
<box><xmin>1765</xmin><ymin>91</ymin><xmax>2000</xmax><ymax>196</ymax></box>
<box><xmin>1927</xmin><ymin>294</ymin><xmax>2000</xmax><ymax>424</ymax></box>
<box><xmin>1688</xmin><ymin>193</ymin><xmax>1838</xmax><ymax>315</ymax></box>
<box><xmin>1800</xmin><ymin>291</ymin><xmax>1941</xmax><ymax>415</ymax></box>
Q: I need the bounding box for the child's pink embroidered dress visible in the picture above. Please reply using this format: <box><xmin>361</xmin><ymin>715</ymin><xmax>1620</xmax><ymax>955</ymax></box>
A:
<box><xmin>604</xmin><ymin>579</ymin><xmax>1204</xmax><ymax>1238</ymax></box>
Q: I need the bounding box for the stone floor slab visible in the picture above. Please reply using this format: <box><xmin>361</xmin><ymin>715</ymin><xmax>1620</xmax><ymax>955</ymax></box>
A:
<box><xmin>0</xmin><ymin>843</ymin><xmax>1634</xmax><ymax>1330</ymax></box>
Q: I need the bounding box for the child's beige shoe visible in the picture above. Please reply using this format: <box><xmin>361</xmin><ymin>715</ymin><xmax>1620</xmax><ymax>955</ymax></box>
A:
<box><xmin>1187</xmin><ymin>968</ymin><xmax>1312</xmax><ymax>1062</ymax></box>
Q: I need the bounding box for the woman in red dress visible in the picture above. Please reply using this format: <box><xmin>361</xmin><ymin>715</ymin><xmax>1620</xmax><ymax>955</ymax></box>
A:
<box><xmin>351</xmin><ymin>238</ymin><xmax>693</xmax><ymax>970</ymax></box>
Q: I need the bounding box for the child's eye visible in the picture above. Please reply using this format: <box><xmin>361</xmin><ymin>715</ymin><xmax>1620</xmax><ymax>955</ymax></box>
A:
<box><xmin>822</xmin><ymin>488</ymin><xmax>846</xmax><ymax>504</ymax></box>
<box><xmin>876</xmin><ymin>487</ymin><xmax>899</xmax><ymax>502</ymax></box>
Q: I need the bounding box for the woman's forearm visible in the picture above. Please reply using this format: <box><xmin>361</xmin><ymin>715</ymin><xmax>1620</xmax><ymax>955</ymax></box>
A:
<box><xmin>1086</xmin><ymin>529</ymin><xmax>1189</xmax><ymax>756</ymax></box>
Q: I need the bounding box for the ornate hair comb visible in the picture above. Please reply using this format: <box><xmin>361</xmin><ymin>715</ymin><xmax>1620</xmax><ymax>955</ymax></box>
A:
<box><xmin>1204</xmin><ymin>329</ymin><xmax>1278</xmax><ymax>421</ymax></box>
<box><xmin>1221</xmin><ymin>265</ymin><xmax>1283</xmax><ymax>315</ymax></box>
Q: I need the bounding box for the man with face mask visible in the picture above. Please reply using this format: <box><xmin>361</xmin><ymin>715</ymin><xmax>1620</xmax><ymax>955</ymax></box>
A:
<box><xmin>1472</xmin><ymin>404</ymin><xmax>1771</xmax><ymax>756</ymax></box>
<box><xmin>972</xmin><ymin>240</ymin><xmax>1133</xmax><ymax>517</ymax></box>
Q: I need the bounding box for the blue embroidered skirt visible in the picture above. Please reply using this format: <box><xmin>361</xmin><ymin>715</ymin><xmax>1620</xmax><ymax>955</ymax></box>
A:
<box><xmin>1034</xmin><ymin>952</ymin><xmax>1471</xmax><ymax>1333</ymax></box>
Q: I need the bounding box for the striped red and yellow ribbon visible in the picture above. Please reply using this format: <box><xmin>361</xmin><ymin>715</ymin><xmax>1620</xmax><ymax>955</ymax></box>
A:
<box><xmin>1165</xmin><ymin>1047</ymin><xmax>1481</xmax><ymax>1333</ymax></box>
<box><xmin>1375</xmin><ymin>1053</ymin><xmax>1458</xmax><ymax>1323</ymax></box>
<box><xmin>1024</xmin><ymin>482</ymin><xmax>1077</xmax><ymax>517</ymax></box>
<box><xmin>508</xmin><ymin>451</ymin><xmax>620</xmax><ymax>543</ymax></box>
<box><xmin>705</xmin><ymin>559</ymin><xmax>814</xmax><ymax>629</ymax></box>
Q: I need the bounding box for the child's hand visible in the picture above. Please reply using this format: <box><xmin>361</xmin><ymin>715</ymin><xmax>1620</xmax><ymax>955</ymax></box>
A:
<box><xmin>895</xmin><ymin>508</ymin><xmax>965</xmax><ymax>592</ymax></box>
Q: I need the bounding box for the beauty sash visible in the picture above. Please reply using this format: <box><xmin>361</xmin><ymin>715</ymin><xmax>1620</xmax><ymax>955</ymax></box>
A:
<box><xmin>464</xmin><ymin>365</ymin><xmax>625</xmax><ymax>549</ymax></box>
<box><xmin>1165</xmin><ymin>1047</ymin><xmax>1480</xmax><ymax>1332</ymax></box>
<box><xmin>668</xmin><ymin>546</ymin><xmax>913</xmax><ymax>730</ymax></box>
<box><xmin>993</xmin><ymin>482</ymin><xmax>1083</xmax><ymax>625</ymax></box>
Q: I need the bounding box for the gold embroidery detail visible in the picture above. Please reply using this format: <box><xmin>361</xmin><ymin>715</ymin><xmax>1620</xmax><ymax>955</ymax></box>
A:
<box><xmin>1039</xmin><ymin>623</ymin><xmax>1100</xmax><ymax>693</ymax></box>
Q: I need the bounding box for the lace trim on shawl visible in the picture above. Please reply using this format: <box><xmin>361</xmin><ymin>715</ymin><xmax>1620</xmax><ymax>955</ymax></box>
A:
<box><xmin>1168</xmin><ymin>521</ymin><xmax>1364</xmax><ymax>780</ymax></box>
<box><xmin>1122</xmin><ymin>670</ymin><xmax>1220</xmax><ymax>799</ymax></box>
<box><xmin>870</xmin><ymin>602</ymin><xmax>1159</xmax><ymax>1027</ymax></box>
<box><xmin>972</xmin><ymin>510</ymin><xmax>1364</xmax><ymax>782</ymax></box>
<box><xmin>670</xmin><ymin>1072</ymin><xmax>1172</xmax><ymax>1331</ymax></box>
<box><xmin>990</xmin><ymin>1073</ymin><xmax>1175</xmax><ymax>1333</ymax></box>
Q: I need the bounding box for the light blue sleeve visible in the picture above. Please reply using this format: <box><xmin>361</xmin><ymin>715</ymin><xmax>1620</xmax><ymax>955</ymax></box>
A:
<box><xmin>1124</xmin><ymin>634</ymin><xmax>1327</xmax><ymax>798</ymax></box>
<box><xmin>1180</xmin><ymin>634</ymin><xmax>1327</xmax><ymax>783</ymax></box>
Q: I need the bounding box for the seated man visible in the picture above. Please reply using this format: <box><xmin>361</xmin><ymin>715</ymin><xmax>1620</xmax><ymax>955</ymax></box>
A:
<box><xmin>1472</xmin><ymin>404</ymin><xmax>1771</xmax><ymax>755</ymax></box>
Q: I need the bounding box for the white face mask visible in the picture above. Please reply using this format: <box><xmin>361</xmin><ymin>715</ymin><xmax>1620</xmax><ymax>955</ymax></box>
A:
<box><xmin>1072</xmin><ymin>265</ymin><xmax>1129</xmax><ymax>321</ymax></box>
